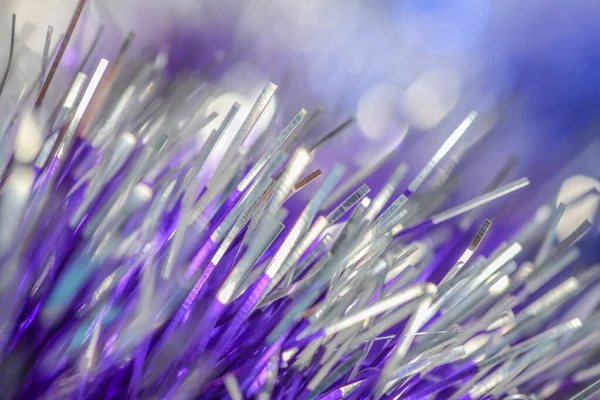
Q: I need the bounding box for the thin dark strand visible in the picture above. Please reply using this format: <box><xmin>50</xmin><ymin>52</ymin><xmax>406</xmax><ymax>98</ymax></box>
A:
<box><xmin>299</xmin><ymin>106</ymin><xmax>323</xmax><ymax>136</ymax></box>
<box><xmin>76</xmin><ymin>32</ymin><xmax>134</xmax><ymax>137</ymax></box>
<box><xmin>40</xmin><ymin>26</ymin><xmax>54</xmax><ymax>85</ymax></box>
<box><xmin>46</xmin><ymin>23</ymin><xmax>103</xmax><ymax>131</ymax></box>
<box><xmin>18</xmin><ymin>32</ymin><xmax>62</xmax><ymax>107</ymax></box>
<box><xmin>40</xmin><ymin>35</ymin><xmax>72</xmax><ymax>124</ymax></box>
<box><xmin>487</xmin><ymin>155</ymin><xmax>518</xmax><ymax>191</ymax></box>
<box><xmin>309</xmin><ymin>116</ymin><xmax>355</xmax><ymax>152</ymax></box>
<box><xmin>0</xmin><ymin>14</ymin><xmax>17</xmax><ymax>98</ymax></box>
<box><xmin>77</xmin><ymin>24</ymin><xmax>105</xmax><ymax>73</ymax></box>
<box><xmin>35</xmin><ymin>0</ymin><xmax>87</xmax><ymax>107</ymax></box>
<box><xmin>285</xmin><ymin>106</ymin><xmax>323</xmax><ymax>152</ymax></box>
<box><xmin>115</xmin><ymin>31</ymin><xmax>135</xmax><ymax>66</ymax></box>
<box><xmin>52</xmin><ymin>34</ymin><xmax>66</xmax><ymax>59</ymax></box>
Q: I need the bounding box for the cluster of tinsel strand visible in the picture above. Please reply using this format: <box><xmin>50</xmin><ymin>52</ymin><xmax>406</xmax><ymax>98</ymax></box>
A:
<box><xmin>0</xmin><ymin>5</ymin><xmax>599</xmax><ymax>400</ymax></box>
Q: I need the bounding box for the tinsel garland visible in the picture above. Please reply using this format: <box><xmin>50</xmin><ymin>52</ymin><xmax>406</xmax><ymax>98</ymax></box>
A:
<box><xmin>0</xmin><ymin>4</ymin><xmax>599</xmax><ymax>400</ymax></box>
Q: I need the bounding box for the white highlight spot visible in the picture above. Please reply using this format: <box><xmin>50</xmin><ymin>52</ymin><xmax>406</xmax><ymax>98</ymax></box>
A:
<box><xmin>489</xmin><ymin>275</ymin><xmax>510</xmax><ymax>295</ymax></box>
<box><xmin>0</xmin><ymin>167</ymin><xmax>34</xmax><ymax>255</ymax></box>
<box><xmin>357</xmin><ymin>83</ymin><xmax>398</xmax><ymax>141</ymax></box>
<box><xmin>15</xmin><ymin>114</ymin><xmax>43</xmax><ymax>163</ymax></box>
<box><xmin>401</xmin><ymin>69</ymin><xmax>462</xmax><ymax>130</ymax></box>
<box><xmin>556</xmin><ymin>175</ymin><xmax>600</xmax><ymax>241</ymax></box>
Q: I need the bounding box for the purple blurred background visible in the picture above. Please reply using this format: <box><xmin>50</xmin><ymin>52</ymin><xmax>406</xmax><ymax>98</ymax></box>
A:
<box><xmin>1</xmin><ymin>0</ymin><xmax>599</xmax><ymax>254</ymax></box>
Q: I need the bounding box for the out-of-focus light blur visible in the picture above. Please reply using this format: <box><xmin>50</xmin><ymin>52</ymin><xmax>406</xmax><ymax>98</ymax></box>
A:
<box><xmin>556</xmin><ymin>176</ymin><xmax>600</xmax><ymax>241</ymax></box>
<box><xmin>401</xmin><ymin>69</ymin><xmax>462</xmax><ymax>130</ymax></box>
